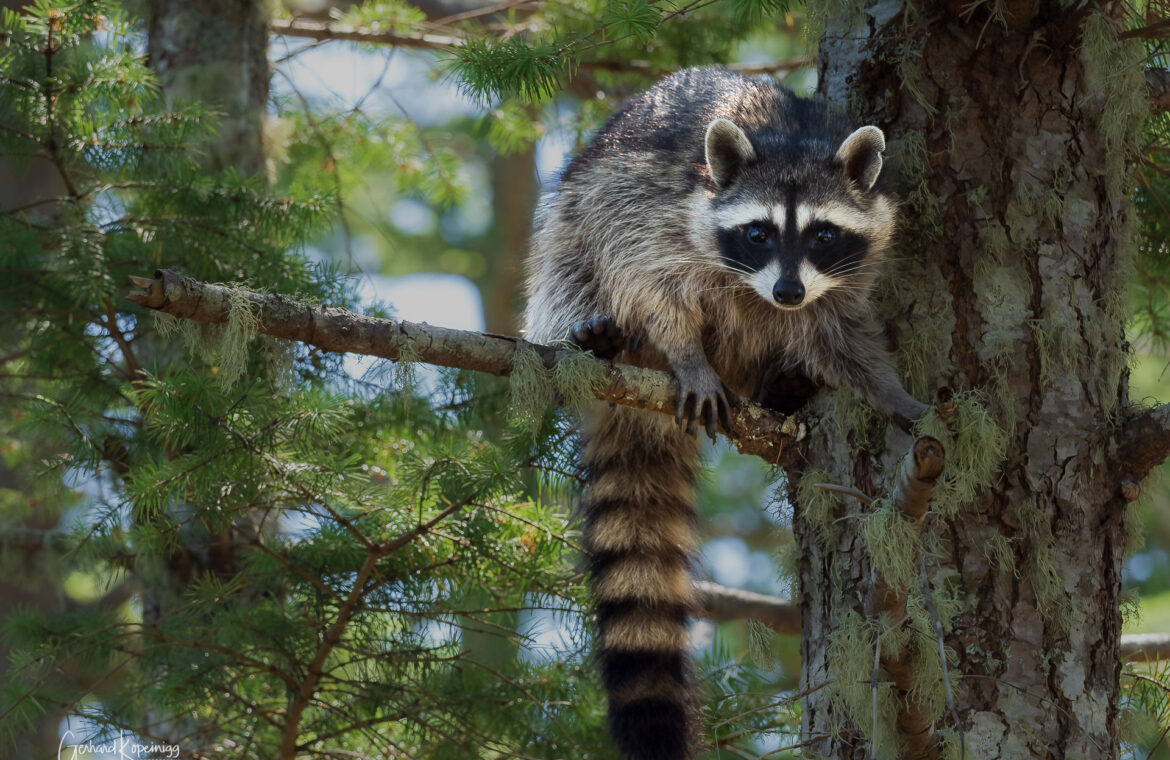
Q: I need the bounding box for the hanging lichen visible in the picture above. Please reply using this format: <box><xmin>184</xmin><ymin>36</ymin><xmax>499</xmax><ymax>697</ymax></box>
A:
<box><xmin>863</xmin><ymin>497</ymin><xmax>919</xmax><ymax>593</ymax></box>
<box><xmin>747</xmin><ymin>618</ymin><xmax>779</xmax><ymax>669</ymax></box>
<box><xmin>914</xmin><ymin>391</ymin><xmax>1008</xmax><ymax>518</ymax></box>
<box><xmin>508</xmin><ymin>346</ymin><xmax>556</xmax><ymax>432</ymax></box>
<box><xmin>798</xmin><ymin>468</ymin><xmax>844</xmax><ymax>549</ymax></box>
<box><xmin>217</xmin><ymin>289</ymin><xmax>263</xmax><ymax>389</ymax></box>
<box><xmin>825</xmin><ymin>608</ymin><xmax>903</xmax><ymax>757</ymax></box>
<box><xmin>889</xmin><ymin>131</ymin><xmax>943</xmax><ymax>241</ymax></box>
<box><xmin>552</xmin><ymin>348</ymin><xmax>606</xmax><ymax>411</ymax></box>
<box><xmin>801</xmin><ymin>0</ymin><xmax>865</xmax><ymax>46</ymax></box>
<box><xmin>982</xmin><ymin>531</ymin><xmax>1018</xmax><ymax>578</ymax></box>
<box><xmin>1013</xmin><ymin>497</ymin><xmax>1075</xmax><ymax>632</ymax></box>
<box><xmin>903</xmin><ymin>590</ymin><xmax>958</xmax><ymax>722</ymax></box>
<box><xmin>1081</xmin><ymin>10</ymin><xmax>1149</xmax><ymax>201</ymax></box>
<box><xmin>827</xmin><ymin>387</ymin><xmax>884</xmax><ymax>451</ymax></box>
<box><xmin>260</xmin><ymin>335</ymin><xmax>295</xmax><ymax>391</ymax></box>
<box><xmin>394</xmin><ymin>335</ymin><xmax>422</xmax><ymax>390</ymax></box>
<box><xmin>164</xmin><ymin>287</ymin><xmax>263</xmax><ymax>390</ymax></box>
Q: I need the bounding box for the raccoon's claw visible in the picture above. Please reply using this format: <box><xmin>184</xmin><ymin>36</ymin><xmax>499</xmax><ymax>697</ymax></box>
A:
<box><xmin>672</xmin><ymin>362</ymin><xmax>734</xmax><ymax>441</ymax></box>
<box><xmin>570</xmin><ymin>315</ymin><xmax>625</xmax><ymax>360</ymax></box>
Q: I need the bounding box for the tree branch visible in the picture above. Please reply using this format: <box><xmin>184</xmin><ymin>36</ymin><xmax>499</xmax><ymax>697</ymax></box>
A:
<box><xmin>864</xmin><ymin>436</ymin><xmax>946</xmax><ymax>760</ymax></box>
<box><xmin>1116</xmin><ymin>403</ymin><xmax>1170</xmax><ymax>482</ymax></box>
<box><xmin>695</xmin><ymin>580</ymin><xmax>800</xmax><ymax>635</ymax></box>
<box><xmin>1147</xmin><ymin>68</ymin><xmax>1170</xmax><ymax>113</ymax></box>
<box><xmin>271</xmin><ymin>18</ymin><xmax>462</xmax><ymax>52</ymax></box>
<box><xmin>125</xmin><ymin>269</ymin><xmax>803</xmax><ymax>465</ymax></box>
<box><xmin>1121</xmin><ymin>632</ymin><xmax>1170</xmax><ymax>661</ymax></box>
<box><xmin>1120</xmin><ymin>19</ymin><xmax>1170</xmax><ymax>41</ymax></box>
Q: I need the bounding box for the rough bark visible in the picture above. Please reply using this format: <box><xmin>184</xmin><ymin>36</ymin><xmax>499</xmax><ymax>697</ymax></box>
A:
<box><xmin>799</xmin><ymin>4</ymin><xmax>1144</xmax><ymax>758</ymax></box>
<box><xmin>148</xmin><ymin>0</ymin><xmax>269</xmax><ymax>175</ymax></box>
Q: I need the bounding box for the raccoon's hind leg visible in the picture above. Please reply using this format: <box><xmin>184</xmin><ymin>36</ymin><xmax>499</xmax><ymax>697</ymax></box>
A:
<box><xmin>754</xmin><ymin>363</ymin><xmax>819</xmax><ymax>415</ymax></box>
<box><xmin>582</xmin><ymin>406</ymin><xmax>700</xmax><ymax>760</ymax></box>
<box><xmin>571</xmin><ymin>315</ymin><xmax>626</xmax><ymax>360</ymax></box>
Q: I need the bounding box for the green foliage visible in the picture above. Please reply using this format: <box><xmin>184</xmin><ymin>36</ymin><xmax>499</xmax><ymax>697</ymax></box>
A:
<box><xmin>1120</xmin><ymin>661</ymin><xmax>1170</xmax><ymax>760</ymax></box>
<box><xmin>452</xmin><ymin>37</ymin><xmax>569</xmax><ymax>105</ymax></box>
<box><xmin>602</xmin><ymin>0</ymin><xmax>663</xmax><ymax>45</ymax></box>
<box><xmin>731</xmin><ymin>0</ymin><xmax>790</xmax><ymax>25</ymax></box>
<box><xmin>698</xmin><ymin>638</ymin><xmax>803</xmax><ymax>756</ymax></box>
<box><xmin>445</xmin><ymin>0</ymin><xmax>786</xmax><ymax>105</ymax></box>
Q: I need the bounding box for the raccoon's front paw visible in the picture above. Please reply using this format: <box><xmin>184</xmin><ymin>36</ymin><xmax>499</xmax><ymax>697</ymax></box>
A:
<box><xmin>570</xmin><ymin>315</ymin><xmax>625</xmax><ymax>360</ymax></box>
<box><xmin>672</xmin><ymin>360</ymin><xmax>735</xmax><ymax>441</ymax></box>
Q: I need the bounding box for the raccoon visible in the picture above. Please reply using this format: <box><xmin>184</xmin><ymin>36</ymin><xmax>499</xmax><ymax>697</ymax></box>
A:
<box><xmin>523</xmin><ymin>67</ymin><xmax>926</xmax><ymax>760</ymax></box>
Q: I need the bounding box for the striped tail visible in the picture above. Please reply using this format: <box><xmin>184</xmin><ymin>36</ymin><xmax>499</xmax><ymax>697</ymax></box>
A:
<box><xmin>581</xmin><ymin>406</ymin><xmax>700</xmax><ymax>760</ymax></box>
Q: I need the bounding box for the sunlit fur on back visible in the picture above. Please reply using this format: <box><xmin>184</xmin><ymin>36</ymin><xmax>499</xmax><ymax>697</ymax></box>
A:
<box><xmin>524</xmin><ymin>67</ymin><xmax>924</xmax><ymax>760</ymax></box>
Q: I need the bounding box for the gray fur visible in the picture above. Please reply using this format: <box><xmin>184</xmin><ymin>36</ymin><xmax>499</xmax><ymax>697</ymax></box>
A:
<box><xmin>525</xmin><ymin>67</ymin><xmax>923</xmax><ymax>425</ymax></box>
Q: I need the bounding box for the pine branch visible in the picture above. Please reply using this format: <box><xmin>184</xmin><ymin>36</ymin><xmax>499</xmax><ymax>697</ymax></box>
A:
<box><xmin>268</xmin><ymin>17</ymin><xmax>811</xmax><ymax>76</ymax></box>
<box><xmin>1117</xmin><ymin>403</ymin><xmax>1170</xmax><ymax>482</ymax></box>
<box><xmin>695</xmin><ymin>580</ymin><xmax>799</xmax><ymax>635</ymax></box>
<box><xmin>125</xmin><ymin>269</ymin><xmax>804</xmax><ymax>465</ymax></box>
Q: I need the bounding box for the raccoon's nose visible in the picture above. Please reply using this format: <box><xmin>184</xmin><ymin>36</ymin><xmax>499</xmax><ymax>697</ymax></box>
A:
<box><xmin>772</xmin><ymin>280</ymin><xmax>805</xmax><ymax>306</ymax></box>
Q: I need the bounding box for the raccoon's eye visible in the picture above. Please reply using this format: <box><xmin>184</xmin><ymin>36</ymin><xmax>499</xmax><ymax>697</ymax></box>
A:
<box><xmin>745</xmin><ymin>224</ymin><xmax>769</xmax><ymax>245</ymax></box>
<box><xmin>814</xmin><ymin>227</ymin><xmax>838</xmax><ymax>246</ymax></box>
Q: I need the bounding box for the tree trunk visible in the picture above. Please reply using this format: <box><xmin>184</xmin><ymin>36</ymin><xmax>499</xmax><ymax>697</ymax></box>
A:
<box><xmin>148</xmin><ymin>0</ymin><xmax>269</xmax><ymax>175</ymax></box>
<box><xmin>485</xmin><ymin>147</ymin><xmax>537</xmax><ymax>333</ymax></box>
<box><xmin>796</xmin><ymin>4</ymin><xmax>1144</xmax><ymax>757</ymax></box>
<box><xmin>137</xmin><ymin>2</ymin><xmax>272</xmax><ymax>741</ymax></box>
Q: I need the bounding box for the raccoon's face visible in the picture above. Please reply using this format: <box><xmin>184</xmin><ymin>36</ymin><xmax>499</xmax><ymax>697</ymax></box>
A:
<box><xmin>703</xmin><ymin>119</ymin><xmax>895</xmax><ymax>311</ymax></box>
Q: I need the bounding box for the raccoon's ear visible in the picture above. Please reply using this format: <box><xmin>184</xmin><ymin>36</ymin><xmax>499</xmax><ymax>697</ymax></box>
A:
<box><xmin>836</xmin><ymin>125</ymin><xmax>886</xmax><ymax>191</ymax></box>
<box><xmin>705</xmin><ymin>118</ymin><xmax>756</xmax><ymax>188</ymax></box>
